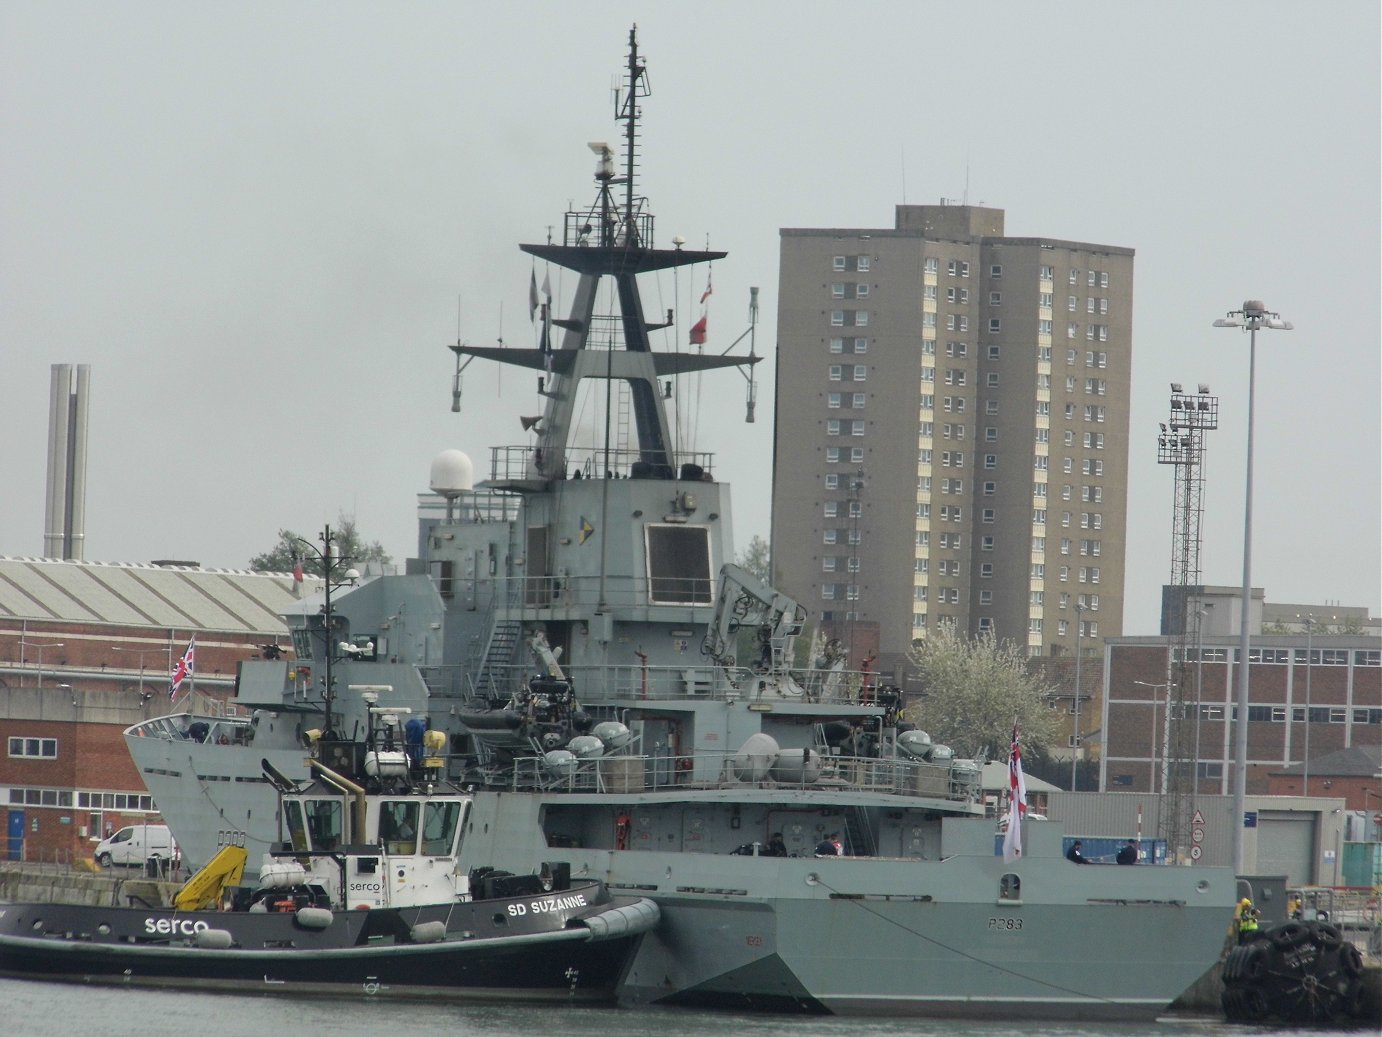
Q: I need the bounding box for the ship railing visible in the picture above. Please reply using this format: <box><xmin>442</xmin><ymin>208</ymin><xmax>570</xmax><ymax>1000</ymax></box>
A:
<box><xmin>453</xmin><ymin>660</ymin><xmax>875</xmax><ymax>707</ymax></box>
<box><xmin>486</xmin><ymin>444</ymin><xmax>715</xmax><ymax>483</ymax></box>
<box><xmin>508</xmin><ymin>749</ymin><xmax>979</xmax><ymax>804</ymax></box>
<box><xmin>125</xmin><ymin>713</ymin><xmax>253</xmax><ymax>744</ymax></box>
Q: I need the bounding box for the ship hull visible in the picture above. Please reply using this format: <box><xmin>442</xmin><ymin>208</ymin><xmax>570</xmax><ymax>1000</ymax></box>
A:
<box><xmin>126</xmin><ymin>731</ymin><xmax>1233</xmax><ymax>1019</ymax></box>
<box><xmin>0</xmin><ymin>890</ymin><xmax>654</xmax><ymax>1003</ymax></box>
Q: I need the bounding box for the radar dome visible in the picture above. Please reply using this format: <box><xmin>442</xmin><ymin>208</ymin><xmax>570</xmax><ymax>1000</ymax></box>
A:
<box><xmin>429</xmin><ymin>449</ymin><xmax>474</xmax><ymax>496</ymax></box>
<box><xmin>567</xmin><ymin>735</ymin><xmax>604</xmax><ymax>759</ymax></box>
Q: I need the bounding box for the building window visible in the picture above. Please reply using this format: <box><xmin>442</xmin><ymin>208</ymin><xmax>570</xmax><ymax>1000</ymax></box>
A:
<box><xmin>853</xmin><ymin>393</ymin><xmax>867</xmax><ymax>408</ymax></box>
<box><xmin>825</xmin><ymin>473</ymin><xmax>839</xmax><ymax>489</ymax></box>
<box><xmin>826</xmin><ymin>419</ymin><xmax>840</xmax><ymax>435</ymax></box>
<box><xmin>988</xmin><ymin>318</ymin><xmax>1001</xmax><ymax>334</ymax></box>
<box><xmin>857</xmin><ymin>283</ymin><xmax>870</xmax><ymax>298</ymax></box>
<box><xmin>829</xmin><ymin>365</ymin><xmax>842</xmax><ymax>381</ymax></box>
<box><xmin>831</xmin><ymin>310</ymin><xmax>844</xmax><ymax>326</ymax></box>
<box><xmin>850</xmin><ymin>447</ymin><xmax>864</xmax><ymax>463</ymax></box>
<box><xmin>854</xmin><ymin>365</ymin><xmax>867</xmax><ymax>380</ymax></box>
<box><xmin>980</xmin><ymin>535</ymin><xmax>994</xmax><ymax>551</ymax></box>
<box><xmin>828</xmin><ymin>393</ymin><xmax>842</xmax><ymax>408</ymax></box>
<box><xmin>825</xmin><ymin>447</ymin><xmax>840</xmax><ymax>463</ymax></box>
<box><xmin>984</xmin><ymin>454</ymin><xmax>997</xmax><ymax>469</ymax></box>
<box><xmin>851</xmin><ymin>420</ymin><xmax>866</xmax><ymax>436</ymax></box>
<box><xmin>8</xmin><ymin>737</ymin><xmax>58</xmax><ymax>759</ymax></box>
<box><xmin>833</xmin><ymin>256</ymin><xmax>846</xmax><ymax>271</ymax></box>
<box><xmin>824</xmin><ymin>502</ymin><xmax>838</xmax><ymax>518</ymax></box>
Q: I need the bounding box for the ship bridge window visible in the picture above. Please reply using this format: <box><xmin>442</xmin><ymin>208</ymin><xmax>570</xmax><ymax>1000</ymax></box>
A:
<box><xmin>305</xmin><ymin>798</ymin><xmax>343</xmax><ymax>851</ymax></box>
<box><xmin>646</xmin><ymin>524</ymin><xmax>713</xmax><ymax>605</ymax></box>
<box><xmin>422</xmin><ymin>799</ymin><xmax>466</xmax><ymax>856</ymax></box>
<box><xmin>999</xmin><ymin>873</ymin><xmax>1021</xmax><ymax>901</ymax></box>
<box><xmin>380</xmin><ymin>800</ymin><xmax>420</xmax><ymax>855</ymax></box>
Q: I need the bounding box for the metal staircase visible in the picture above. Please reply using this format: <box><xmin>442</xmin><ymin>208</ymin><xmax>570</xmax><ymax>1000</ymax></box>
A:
<box><xmin>842</xmin><ymin>805</ymin><xmax>876</xmax><ymax>858</ymax></box>
<box><xmin>475</xmin><ymin>619</ymin><xmax>523</xmax><ymax>702</ymax></box>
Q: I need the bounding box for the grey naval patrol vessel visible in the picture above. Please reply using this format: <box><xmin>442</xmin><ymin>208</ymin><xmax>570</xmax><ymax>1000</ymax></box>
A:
<box><xmin>125</xmin><ymin>27</ymin><xmax>1237</xmax><ymax>1019</ymax></box>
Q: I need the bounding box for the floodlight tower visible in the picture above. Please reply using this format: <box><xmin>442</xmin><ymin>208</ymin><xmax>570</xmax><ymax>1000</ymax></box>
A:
<box><xmin>1155</xmin><ymin>382</ymin><xmax>1218</xmax><ymax>860</ymax></box>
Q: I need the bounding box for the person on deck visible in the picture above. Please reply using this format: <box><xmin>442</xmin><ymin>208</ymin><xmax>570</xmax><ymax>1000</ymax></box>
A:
<box><xmin>1066</xmin><ymin>840</ymin><xmax>1090</xmax><ymax>864</ymax></box>
<box><xmin>1116</xmin><ymin>839</ymin><xmax>1139</xmax><ymax>865</ymax></box>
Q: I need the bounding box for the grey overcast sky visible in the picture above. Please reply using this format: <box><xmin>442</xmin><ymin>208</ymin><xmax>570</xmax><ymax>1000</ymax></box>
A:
<box><xmin>2</xmin><ymin>2</ymin><xmax>1378</xmax><ymax>634</ymax></box>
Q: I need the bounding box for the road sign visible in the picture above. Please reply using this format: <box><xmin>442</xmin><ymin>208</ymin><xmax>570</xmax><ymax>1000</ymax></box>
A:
<box><xmin>1191</xmin><ymin>809</ymin><xmax>1205</xmax><ymax>825</ymax></box>
<box><xmin>1190</xmin><ymin>845</ymin><xmax>1202</xmax><ymax>861</ymax></box>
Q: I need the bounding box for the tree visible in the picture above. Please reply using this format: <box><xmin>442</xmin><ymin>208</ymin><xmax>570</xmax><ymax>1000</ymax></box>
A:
<box><xmin>905</xmin><ymin>628</ymin><xmax>1060</xmax><ymax>759</ymax></box>
<box><xmin>248</xmin><ymin>514</ymin><xmax>392</xmax><ymax>575</ymax></box>
<box><xmin>736</xmin><ymin>534</ymin><xmax>771</xmax><ymax>585</ymax></box>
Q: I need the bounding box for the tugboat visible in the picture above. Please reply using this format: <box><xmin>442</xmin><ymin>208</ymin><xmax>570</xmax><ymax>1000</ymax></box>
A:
<box><xmin>0</xmin><ymin>693</ymin><xmax>657</xmax><ymax>1001</ymax></box>
<box><xmin>124</xmin><ymin>27</ymin><xmax>1240</xmax><ymax>1018</ymax></box>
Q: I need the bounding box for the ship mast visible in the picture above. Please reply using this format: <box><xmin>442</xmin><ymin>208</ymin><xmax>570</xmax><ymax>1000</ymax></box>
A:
<box><xmin>449</xmin><ymin>25</ymin><xmax>756</xmax><ymax>489</ymax></box>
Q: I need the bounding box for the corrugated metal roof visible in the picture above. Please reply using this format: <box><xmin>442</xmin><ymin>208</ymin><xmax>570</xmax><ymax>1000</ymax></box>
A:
<box><xmin>0</xmin><ymin>556</ymin><xmax>321</xmax><ymax>635</ymax></box>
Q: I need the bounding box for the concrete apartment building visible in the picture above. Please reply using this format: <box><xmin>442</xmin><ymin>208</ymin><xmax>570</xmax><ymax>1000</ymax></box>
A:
<box><xmin>773</xmin><ymin>204</ymin><xmax>1133</xmax><ymax>680</ymax></box>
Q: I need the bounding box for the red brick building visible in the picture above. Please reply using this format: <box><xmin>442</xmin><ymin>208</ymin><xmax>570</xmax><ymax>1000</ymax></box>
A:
<box><xmin>1</xmin><ymin>557</ymin><xmax>314</xmax><ymax>864</ymax></box>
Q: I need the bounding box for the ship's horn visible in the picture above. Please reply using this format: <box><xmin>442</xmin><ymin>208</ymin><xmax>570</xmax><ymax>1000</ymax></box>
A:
<box><xmin>520</xmin><ymin>416</ymin><xmax>542</xmax><ymax>432</ymax></box>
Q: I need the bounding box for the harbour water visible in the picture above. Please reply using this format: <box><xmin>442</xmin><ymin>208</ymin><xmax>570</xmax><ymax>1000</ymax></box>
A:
<box><xmin>1</xmin><ymin>979</ymin><xmax>1365</xmax><ymax>1037</ymax></box>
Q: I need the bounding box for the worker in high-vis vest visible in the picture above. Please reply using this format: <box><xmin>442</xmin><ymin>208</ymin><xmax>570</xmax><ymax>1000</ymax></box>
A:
<box><xmin>1236</xmin><ymin>898</ymin><xmax>1260</xmax><ymax>944</ymax></box>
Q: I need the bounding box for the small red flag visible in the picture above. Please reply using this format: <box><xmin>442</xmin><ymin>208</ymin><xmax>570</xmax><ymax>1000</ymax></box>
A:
<box><xmin>293</xmin><ymin>556</ymin><xmax>304</xmax><ymax>583</ymax></box>
<box><xmin>689</xmin><ymin>315</ymin><xmax>707</xmax><ymax>345</ymax></box>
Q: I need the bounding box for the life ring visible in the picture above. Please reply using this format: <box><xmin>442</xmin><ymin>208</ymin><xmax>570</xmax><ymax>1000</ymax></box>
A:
<box><xmin>676</xmin><ymin>757</ymin><xmax>692</xmax><ymax>772</ymax></box>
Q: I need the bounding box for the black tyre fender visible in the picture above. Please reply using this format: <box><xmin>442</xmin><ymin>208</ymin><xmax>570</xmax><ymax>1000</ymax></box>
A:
<box><xmin>1310</xmin><ymin>921</ymin><xmax>1342</xmax><ymax>949</ymax></box>
<box><xmin>1269</xmin><ymin>920</ymin><xmax>1310</xmax><ymax>948</ymax></box>
<box><xmin>1340</xmin><ymin>942</ymin><xmax>1363</xmax><ymax>977</ymax></box>
<box><xmin>1224</xmin><ymin>984</ymin><xmax>1269</xmax><ymax>1022</ymax></box>
<box><xmin>1223</xmin><ymin>944</ymin><xmax>1266</xmax><ymax>984</ymax></box>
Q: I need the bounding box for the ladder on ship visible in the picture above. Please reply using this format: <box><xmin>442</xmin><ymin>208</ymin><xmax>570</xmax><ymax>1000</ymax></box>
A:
<box><xmin>475</xmin><ymin>619</ymin><xmax>523</xmax><ymax>702</ymax></box>
<box><xmin>842</xmin><ymin>806</ymin><xmax>877</xmax><ymax>858</ymax></box>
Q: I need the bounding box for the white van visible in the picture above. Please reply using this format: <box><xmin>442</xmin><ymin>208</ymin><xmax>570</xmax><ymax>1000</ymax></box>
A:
<box><xmin>93</xmin><ymin>824</ymin><xmax>177</xmax><ymax>868</ymax></box>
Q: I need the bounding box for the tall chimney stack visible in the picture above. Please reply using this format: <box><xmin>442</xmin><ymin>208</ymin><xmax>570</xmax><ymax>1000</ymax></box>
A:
<box><xmin>44</xmin><ymin>363</ymin><xmax>91</xmax><ymax>560</ymax></box>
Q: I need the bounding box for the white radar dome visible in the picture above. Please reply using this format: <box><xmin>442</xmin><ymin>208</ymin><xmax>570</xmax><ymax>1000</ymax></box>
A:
<box><xmin>429</xmin><ymin>449</ymin><xmax>474</xmax><ymax>496</ymax></box>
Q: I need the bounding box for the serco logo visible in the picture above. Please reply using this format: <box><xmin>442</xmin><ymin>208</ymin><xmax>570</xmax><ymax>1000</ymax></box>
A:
<box><xmin>144</xmin><ymin>917</ymin><xmax>210</xmax><ymax>936</ymax></box>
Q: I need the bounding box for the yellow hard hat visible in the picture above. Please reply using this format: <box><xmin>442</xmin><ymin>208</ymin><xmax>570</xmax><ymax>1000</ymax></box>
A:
<box><xmin>1239</xmin><ymin>898</ymin><xmax>1252</xmax><ymax>906</ymax></box>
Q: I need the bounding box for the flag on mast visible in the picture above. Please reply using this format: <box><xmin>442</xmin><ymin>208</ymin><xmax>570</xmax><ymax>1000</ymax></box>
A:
<box><xmin>1002</xmin><ymin>719</ymin><xmax>1028</xmax><ymax>862</ymax></box>
<box><xmin>688</xmin><ymin>315</ymin><xmax>707</xmax><ymax>345</ymax></box>
<box><xmin>700</xmin><ymin>273</ymin><xmax>713</xmax><ymax>304</ymax></box>
<box><xmin>169</xmin><ymin>636</ymin><xmax>196</xmax><ymax>700</ymax></box>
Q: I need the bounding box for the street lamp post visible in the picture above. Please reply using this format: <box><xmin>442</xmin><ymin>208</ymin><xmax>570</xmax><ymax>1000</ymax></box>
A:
<box><xmin>1134</xmin><ymin>680</ymin><xmax>1175</xmax><ymax>793</ymax></box>
<box><xmin>1299</xmin><ymin>613</ymin><xmax>1313</xmax><ymax>795</ymax></box>
<box><xmin>18</xmin><ymin>639</ymin><xmax>64</xmax><ymax>690</ymax></box>
<box><xmin>111</xmin><ymin>645</ymin><xmax>164</xmax><ymax>700</ymax></box>
<box><xmin>1214</xmin><ymin>300</ymin><xmax>1292</xmax><ymax>874</ymax></box>
<box><xmin>1191</xmin><ymin>603</ymin><xmax>1212</xmax><ymax>827</ymax></box>
<box><xmin>1072</xmin><ymin>602</ymin><xmax>1087</xmax><ymax>790</ymax></box>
